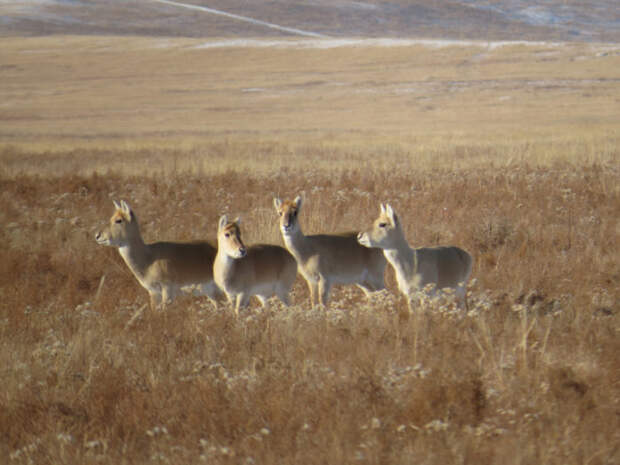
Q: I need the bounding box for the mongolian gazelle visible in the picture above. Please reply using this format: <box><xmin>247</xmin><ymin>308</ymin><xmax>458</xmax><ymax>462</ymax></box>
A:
<box><xmin>214</xmin><ymin>215</ymin><xmax>297</xmax><ymax>316</ymax></box>
<box><xmin>358</xmin><ymin>203</ymin><xmax>473</xmax><ymax>311</ymax></box>
<box><xmin>273</xmin><ymin>195</ymin><xmax>387</xmax><ymax>308</ymax></box>
<box><xmin>95</xmin><ymin>200</ymin><xmax>222</xmax><ymax>310</ymax></box>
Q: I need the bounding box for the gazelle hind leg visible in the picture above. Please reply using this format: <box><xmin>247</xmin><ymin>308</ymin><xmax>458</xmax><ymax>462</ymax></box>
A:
<box><xmin>356</xmin><ymin>283</ymin><xmax>373</xmax><ymax>298</ymax></box>
<box><xmin>276</xmin><ymin>284</ymin><xmax>291</xmax><ymax>306</ymax></box>
<box><xmin>456</xmin><ymin>285</ymin><xmax>468</xmax><ymax>310</ymax></box>
<box><xmin>238</xmin><ymin>293</ymin><xmax>251</xmax><ymax>309</ymax></box>
<box><xmin>203</xmin><ymin>282</ymin><xmax>225</xmax><ymax>309</ymax></box>
<box><xmin>357</xmin><ymin>272</ymin><xmax>386</xmax><ymax>299</ymax></box>
<box><xmin>370</xmin><ymin>272</ymin><xmax>386</xmax><ymax>291</ymax></box>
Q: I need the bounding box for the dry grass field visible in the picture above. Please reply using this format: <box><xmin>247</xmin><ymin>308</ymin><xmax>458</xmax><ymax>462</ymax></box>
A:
<box><xmin>1</xmin><ymin>37</ymin><xmax>619</xmax><ymax>464</ymax></box>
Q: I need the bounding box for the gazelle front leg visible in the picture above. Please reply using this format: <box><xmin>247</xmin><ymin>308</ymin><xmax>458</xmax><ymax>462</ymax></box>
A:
<box><xmin>306</xmin><ymin>280</ymin><xmax>318</xmax><ymax>309</ymax></box>
<box><xmin>149</xmin><ymin>292</ymin><xmax>161</xmax><ymax>311</ymax></box>
<box><xmin>255</xmin><ymin>295</ymin><xmax>267</xmax><ymax>308</ymax></box>
<box><xmin>233</xmin><ymin>294</ymin><xmax>242</xmax><ymax>317</ymax></box>
<box><xmin>161</xmin><ymin>285</ymin><xmax>176</xmax><ymax>310</ymax></box>
<box><xmin>318</xmin><ymin>276</ymin><xmax>331</xmax><ymax>309</ymax></box>
<box><xmin>406</xmin><ymin>296</ymin><xmax>414</xmax><ymax>314</ymax></box>
<box><xmin>222</xmin><ymin>292</ymin><xmax>237</xmax><ymax>315</ymax></box>
<box><xmin>234</xmin><ymin>293</ymin><xmax>251</xmax><ymax>317</ymax></box>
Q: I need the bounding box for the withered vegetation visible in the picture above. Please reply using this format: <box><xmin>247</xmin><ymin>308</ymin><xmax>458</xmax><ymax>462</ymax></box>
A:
<box><xmin>1</xmin><ymin>156</ymin><xmax>618</xmax><ymax>464</ymax></box>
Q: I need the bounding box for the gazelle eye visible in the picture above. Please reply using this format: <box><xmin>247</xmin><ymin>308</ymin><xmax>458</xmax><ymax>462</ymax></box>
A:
<box><xmin>115</xmin><ymin>218</ymin><xmax>123</xmax><ymax>224</ymax></box>
<box><xmin>379</xmin><ymin>222</ymin><xmax>387</xmax><ymax>228</ymax></box>
<box><xmin>224</xmin><ymin>232</ymin><xmax>230</xmax><ymax>238</ymax></box>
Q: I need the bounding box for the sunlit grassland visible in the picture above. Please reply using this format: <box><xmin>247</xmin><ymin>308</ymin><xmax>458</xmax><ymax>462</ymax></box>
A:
<box><xmin>1</xmin><ymin>36</ymin><xmax>618</xmax><ymax>175</ymax></box>
<box><xmin>0</xmin><ymin>36</ymin><xmax>619</xmax><ymax>464</ymax></box>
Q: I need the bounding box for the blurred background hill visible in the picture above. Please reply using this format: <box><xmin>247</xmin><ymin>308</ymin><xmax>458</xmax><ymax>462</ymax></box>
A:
<box><xmin>2</xmin><ymin>0</ymin><xmax>618</xmax><ymax>42</ymax></box>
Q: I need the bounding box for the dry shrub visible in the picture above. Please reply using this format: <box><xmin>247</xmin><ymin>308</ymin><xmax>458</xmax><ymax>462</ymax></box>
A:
<box><xmin>472</xmin><ymin>215</ymin><xmax>515</xmax><ymax>253</ymax></box>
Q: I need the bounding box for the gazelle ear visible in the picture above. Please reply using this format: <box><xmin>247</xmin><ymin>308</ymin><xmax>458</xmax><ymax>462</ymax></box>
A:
<box><xmin>218</xmin><ymin>215</ymin><xmax>228</xmax><ymax>231</ymax></box>
<box><xmin>120</xmin><ymin>200</ymin><xmax>133</xmax><ymax>220</ymax></box>
<box><xmin>385</xmin><ymin>204</ymin><xmax>397</xmax><ymax>225</ymax></box>
<box><xmin>294</xmin><ymin>195</ymin><xmax>303</xmax><ymax>209</ymax></box>
<box><xmin>273</xmin><ymin>197</ymin><xmax>282</xmax><ymax>210</ymax></box>
<box><xmin>380</xmin><ymin>203</ymin><xmax>386</xmax><ymax>214</ymax></box>
<box><xmin>233</xmin><ymin>216</ymin><xmax>241</xmax><ymax>226</ymax></box>
<box><xmin>113</xmin><ymin>200</ymin><xmax>121</xmax><ymax>211</ymax></box>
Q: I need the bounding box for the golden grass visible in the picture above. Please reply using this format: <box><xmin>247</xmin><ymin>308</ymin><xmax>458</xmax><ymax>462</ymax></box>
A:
<box><xmin>1</xmin><ymin>36</ymin><xmax>619</xmax><ymax>464</ymax></box>
<box><xmin>1</xmin><ymin>36</ymin><xmax>619</xmax><ymax>174</ymax></box>
<box><xmin>1</xmin><ymin>161</ymin><xmax>619</xmax><ymax>464</ymax></box>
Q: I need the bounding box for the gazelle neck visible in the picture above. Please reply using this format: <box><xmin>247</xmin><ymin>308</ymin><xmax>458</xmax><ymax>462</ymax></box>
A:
<box><xmin>382</xmin><ymin>231</ymin><xmax>417</xmax><ymax>295</ymax></box>
<box><xmin>383</xmin><ymin>244</ymin><xmax>415</xmax><ymax>273</ymax></box>
<box><xmin>282</xmin><ymin>224</ymin><xmax>306</xmax><ymax>250</ymax></box>
<box><xmin>215</xmin><ymin>248</ymin><xmax>237</xmax><ymax>267</ymax></box>
<box><xmin>118</xmin><ymin>230</ymin><xmax>150</xmax><ymax>276</ymax></box>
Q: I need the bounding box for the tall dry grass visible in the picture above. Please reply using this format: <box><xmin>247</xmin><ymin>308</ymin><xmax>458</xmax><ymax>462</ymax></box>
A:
<box><xmin>1</xmin><ymin>143</ymin><xmax>618</xmax><ymax>463</ymax></box>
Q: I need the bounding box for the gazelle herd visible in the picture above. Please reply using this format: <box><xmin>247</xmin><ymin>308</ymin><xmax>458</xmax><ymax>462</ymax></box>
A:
<box><xmin>96</xmin><ymin>196</ymin><xmax>473</xmax><ymax>313</ymax></box>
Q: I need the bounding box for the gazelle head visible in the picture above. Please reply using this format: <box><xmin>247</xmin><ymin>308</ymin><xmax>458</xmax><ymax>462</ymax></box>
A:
<box><xmin>273</xmin><ymin>195</ymin><xmax>302</xmax><ymax>236</ymax></box>
<box><xmin>217</xmin><ymin>215</ymin><xmax>247</xmax><ymax>259</ymax></box>
<box><xmin>357</xmin><ymin>203</ymin><xmax>400</xmax><ymax>249</ymax></box>
<box><xmin>95</xmin><ymin>200</ymin><xmax>139</xmax><ymax>248</ymax></box>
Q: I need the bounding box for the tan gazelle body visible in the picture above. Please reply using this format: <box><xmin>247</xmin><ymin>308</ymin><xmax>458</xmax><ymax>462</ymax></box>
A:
<box><xmin>95</xmin><ymin>200</ymin><xmax>222</xmax><ymax>309</ymax></box>
<box><xmin>358</xmin><ymin>203</ymin><xmax>473</xmax><ymax>310</ymax></box>
<box><xmin>214</xmin><ymin>215</ymin><xmax>297</xmax><ymax>316</ymax></box>
<box><xmin>273</xmin><ymin>196</ymin><xmax>387</xmax><ymax>308</ymax></box>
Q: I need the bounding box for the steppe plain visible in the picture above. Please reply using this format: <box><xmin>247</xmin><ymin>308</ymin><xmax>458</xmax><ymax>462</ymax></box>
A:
<box><xmin>1</xmin><ymin>4</ymin><xmax>619</xmax><ymax>463</ymax></box>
